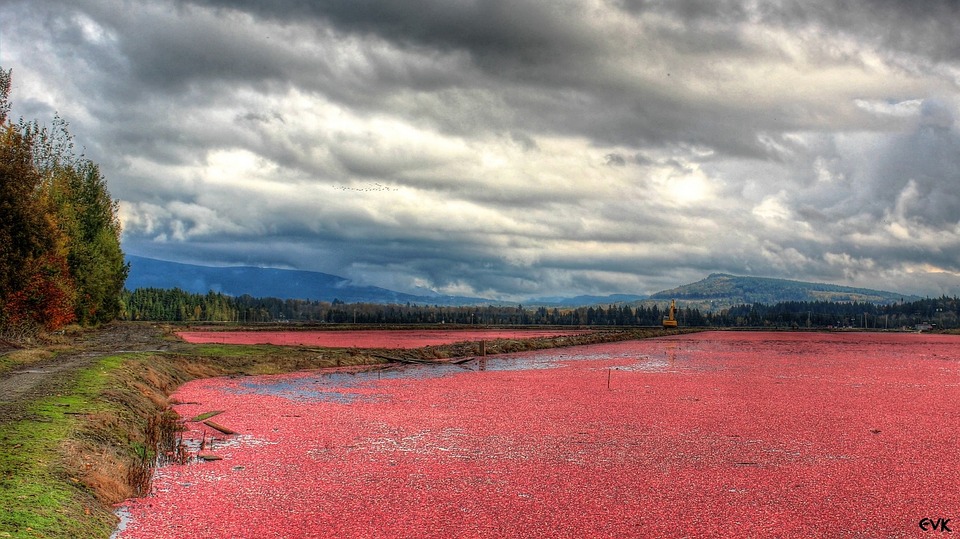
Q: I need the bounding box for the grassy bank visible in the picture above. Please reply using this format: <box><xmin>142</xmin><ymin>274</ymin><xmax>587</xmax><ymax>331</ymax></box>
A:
<box><xmin>0</xmin><ymin>355</ymin><xmax>127</xmax><ymax>538</ymax></box>
<box><xmin>0</xmin><ymin>326</ymin><xmax>690</xmax><ymax>538</ymax></box>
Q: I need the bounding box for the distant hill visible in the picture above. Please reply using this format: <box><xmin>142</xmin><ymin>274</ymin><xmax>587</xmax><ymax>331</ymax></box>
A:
<box><xmin>649</xmin><ymin>273</ymin><xmax>920</xmax><ymax>310</ymax></box>
<box><xmin>124</xmin><ymin>255</ymin><xmax>493</xmax><ymax>305</ymax></box>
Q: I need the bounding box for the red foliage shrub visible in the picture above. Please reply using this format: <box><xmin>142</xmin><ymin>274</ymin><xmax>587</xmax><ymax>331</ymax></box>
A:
<box><xmin>3</xmin><ymin>253</ymin><xmax>76</xmax><ymax>330</ymax></box>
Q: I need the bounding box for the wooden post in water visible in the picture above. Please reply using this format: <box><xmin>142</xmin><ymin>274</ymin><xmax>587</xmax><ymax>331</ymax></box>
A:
<box><xmin>478</xmin><ymin>340</ymin><xmax>488</xmax><ymax>371</ymax></box>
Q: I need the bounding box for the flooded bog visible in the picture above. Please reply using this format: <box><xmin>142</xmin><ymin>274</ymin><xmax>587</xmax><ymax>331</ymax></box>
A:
<box><xmin>115</xmin><ymin>331</ymin><xmax>960</xmax><ymax>538</ymax></box>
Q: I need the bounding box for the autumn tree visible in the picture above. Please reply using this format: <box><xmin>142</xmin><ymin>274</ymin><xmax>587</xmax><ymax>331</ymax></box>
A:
<box><xmin>45</xmin><ymin>158</ymin><xmax>128</xmax><ymax>324</ymax></box>
<box><xmin>0</xmin><ymin>68</ymin><xmax>127</xmax><ymax>337</ymax></box>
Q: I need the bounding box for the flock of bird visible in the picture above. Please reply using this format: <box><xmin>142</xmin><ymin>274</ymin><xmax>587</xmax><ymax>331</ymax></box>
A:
<box><xmin>334</xmin><ymin>182</ymin><xmax>399</xmax><ymax>192</ymax></box>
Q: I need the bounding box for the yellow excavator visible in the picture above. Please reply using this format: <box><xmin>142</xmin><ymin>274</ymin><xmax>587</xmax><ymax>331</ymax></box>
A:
<box><xmin>662</xmin><ymin>299</ymin><xmax>678</xmax><ymax>328</ymax></box>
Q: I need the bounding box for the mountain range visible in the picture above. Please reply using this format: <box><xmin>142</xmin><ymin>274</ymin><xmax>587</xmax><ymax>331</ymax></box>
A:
<box><xmin>125</xmin><ymin>256</ymin><xmax>920</xmax><ymax>310</ymax></box>
<box><xmin>124</xmin><ymin>255</ymin><xmax>490</xmax><ymax>306</ymax></box>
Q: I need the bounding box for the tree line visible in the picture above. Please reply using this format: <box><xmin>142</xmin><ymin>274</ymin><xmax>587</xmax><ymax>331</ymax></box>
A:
<box><xmin>120</xmin><ymin>287</ymin><xmax>960</xmax><ymax>330</ymax></box>
<box><xmin>0</xmin><ymin>69</ymin><xmax>127</xmax><ymax>339</ymax></box>
<box><xmin>121</xmin><ymin>289</ymin><xmax>687</xmax><ymax>325</ymax></box>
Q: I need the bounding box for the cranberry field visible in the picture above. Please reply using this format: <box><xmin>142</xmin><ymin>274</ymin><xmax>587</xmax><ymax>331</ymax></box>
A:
<box><xmin>116</xmin><ymin>331</ymin><xmax>960</xmax><ymax>538</ymax></box>
<box><xmin>176</xmin><ymin>328</ymin><xmax>594</xmax><ymax>348</ymax></box>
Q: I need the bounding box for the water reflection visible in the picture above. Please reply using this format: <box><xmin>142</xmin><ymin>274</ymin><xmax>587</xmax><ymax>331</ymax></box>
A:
<box><xmin>225</xmin><ymin>340</ymin><xmax>695</xmax><ymax>404</ymax></box>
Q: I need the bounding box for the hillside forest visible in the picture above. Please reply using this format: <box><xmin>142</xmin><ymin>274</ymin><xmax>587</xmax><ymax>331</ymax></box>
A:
<box><xmin>0</xmin><ymin>69</ymin><xmax>127</xmax><ymax>339</ymax></box>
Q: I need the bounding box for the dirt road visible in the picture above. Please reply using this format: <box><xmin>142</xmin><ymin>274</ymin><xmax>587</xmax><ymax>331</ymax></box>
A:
<box><xmin>0</xmin><ymin>323</ymin><xmax>172</xmax><ymax>425</ymax></box>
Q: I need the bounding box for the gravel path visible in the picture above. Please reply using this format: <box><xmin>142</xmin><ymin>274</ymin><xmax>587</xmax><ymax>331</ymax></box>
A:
<box><xmin>0</xmin><ymin>323</ymin><xmax>171</xmax><ymax>425</ymax></box>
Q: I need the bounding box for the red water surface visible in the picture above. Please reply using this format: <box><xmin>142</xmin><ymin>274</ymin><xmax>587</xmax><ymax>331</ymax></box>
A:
<box><xmin>116</xmin><ymin>331</ymin><xmax>960</xmax><ymax>538</ymax></box>
<box><xmin>176</xmin><ymin>329</ymin><xmax>593</xmax><ymax>348</ymax></box>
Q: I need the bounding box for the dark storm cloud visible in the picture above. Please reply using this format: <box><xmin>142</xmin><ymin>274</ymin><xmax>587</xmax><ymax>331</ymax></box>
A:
<box><xmin>765</xmin><ymin>0</ymin><xmax>960</xmax><ymax>61</ymax></box>
<box><xmin>7</xmin><ymin>0</ymin><xmax>960</xmax><ymax>299</ymax></box>
<box><xmin>626</xmin><ymin>0</ymin><xmax>960</xmax><ymax>55</ymax></box>
<box><xmin>180</xmin><ymin>0</ymin><xmax>601</xmax><ymax>61</ymax></box>
<box><xmin>170</xmin><ymin>0</ymin><xmax>802</xmax><ymax>153</ymax></box>
<box><xmin>57</xmin><ymin>0</ymin><xmax>927</xmax><ymax>158</ymax></box>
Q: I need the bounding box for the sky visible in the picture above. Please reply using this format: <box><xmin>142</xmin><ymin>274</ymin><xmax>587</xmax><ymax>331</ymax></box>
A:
<box><xmin>4</xmin><ymin>0</ymin><xmax>960</xmax><ymax>301</ymax></box>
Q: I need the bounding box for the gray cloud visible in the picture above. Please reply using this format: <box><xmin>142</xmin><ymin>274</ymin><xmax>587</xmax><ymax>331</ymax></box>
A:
<box><xmin>5</xmin><ymin>0</ymin><xmax>960</xmax><ymax>299</ymax></box>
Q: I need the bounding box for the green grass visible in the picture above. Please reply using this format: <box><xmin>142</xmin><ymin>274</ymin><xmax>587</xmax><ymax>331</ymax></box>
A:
<box><xmin>187</xmin><ymin>343</ymin><xmax>289</xmax><ymax>358</ymax></box>
<box><xmin>0</xmin><ymin>355</ymin><xmax>127</xmax><ymax>539</ymax></box>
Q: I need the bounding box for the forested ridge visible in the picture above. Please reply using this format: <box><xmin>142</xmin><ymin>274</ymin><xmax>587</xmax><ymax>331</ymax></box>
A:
<box><xmin>651</xmin><ymin>272</ymin><xmax>914</xmax><ymax>305</ymax></box>
<box><xmin>0</xmin><ymin>69</ymin><xmax>127</xmax><ymax>339</ymax></box>
<box><xmin>120</xmin><ymin>287</ymin><xmax>960</xmax><ymax>330</ymax></box>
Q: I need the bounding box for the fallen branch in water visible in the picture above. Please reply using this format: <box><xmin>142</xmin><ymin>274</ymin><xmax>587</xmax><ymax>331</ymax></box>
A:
<box><xmin>203</xmin><ymin>420</ymin><xmax>236</xmax><ymax>435</ymax></box>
